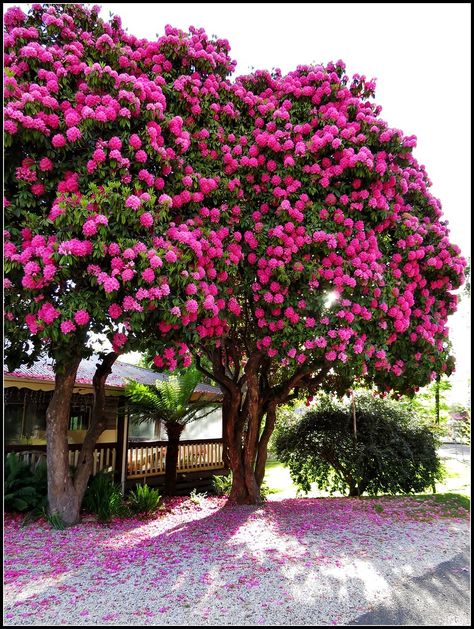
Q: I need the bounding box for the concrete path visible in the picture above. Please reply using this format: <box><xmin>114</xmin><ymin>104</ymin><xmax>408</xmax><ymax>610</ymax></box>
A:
<box><xmin>439</xmin><ymin>442</ymin><xmax>470</xmax><ymax>463</ymax></box>
<box><xmin>349</xmin><ymin>442</ymin><xmax>471</xmax><ymax>626</ymax></box>
<box><xmin>349</xmin><ymin>546</ymin><xmax>471</xmax><ymax>626</ymax></box>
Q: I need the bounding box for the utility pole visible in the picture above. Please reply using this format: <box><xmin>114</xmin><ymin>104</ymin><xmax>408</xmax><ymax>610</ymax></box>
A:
<box><xmin>435</xmin><ymin>374</ymin><xmax>440</xmax><ymax>424</ymax></box>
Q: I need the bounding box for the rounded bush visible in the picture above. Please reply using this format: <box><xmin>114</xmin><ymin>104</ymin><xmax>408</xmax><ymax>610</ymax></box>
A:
<box><xmin>274</xmin><ymin>392</ymin><xmax>444</xmax><ymax>496</ymax></box>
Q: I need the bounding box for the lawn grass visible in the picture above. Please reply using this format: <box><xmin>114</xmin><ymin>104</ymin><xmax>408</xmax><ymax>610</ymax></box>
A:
<box><xmin>412</xmin><ymin>492</ymin><xmax>470</xmax><ymax>517</ymax></box>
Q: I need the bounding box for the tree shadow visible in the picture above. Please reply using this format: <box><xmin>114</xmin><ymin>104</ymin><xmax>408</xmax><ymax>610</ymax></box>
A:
<box><xmin>3</xmin><ymin>496</ymin><xmax>470</xmax><ymax>625</ymax></box>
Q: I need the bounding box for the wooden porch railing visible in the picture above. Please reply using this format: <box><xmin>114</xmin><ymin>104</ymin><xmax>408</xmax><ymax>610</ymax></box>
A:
<box><xmin>5</xmin><ymin>443</ymin><xmax>117</xmax><ymax>477</ymax></box>
<box><xmin>127</xmin><ymin>438</ymin><xmax>224</xmax><ymax>479</ymax></box>
<box><xmin>5</xmin><ymin>439</ymin><xmax>224</xmax><ymax>480</ymax></box>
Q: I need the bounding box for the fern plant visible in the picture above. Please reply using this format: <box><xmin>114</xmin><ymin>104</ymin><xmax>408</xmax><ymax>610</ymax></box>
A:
<box><xmin>125</xmin><ymin>366</ymin><xmax>220</xmax><ymax>496</ymax></box>
<box><xmin>189</xmin><ymin>488</ymin><xmax>207</xmax><ymax>506</ymax></box>
<box><xmin>82</xmin><ymin>471</ymin><xmax>124</xmax><ymax>523</ymax></box>
<box><xmin>212</xmin><ymin>473</ymin><xmax>232</xmax><ymax>496</ymax></box>
<box><xmin>4</xmin><ymin>453</ymin><xmax>47</xmax><ymax>513</ymax></box>
<box><xmin>128</xmin><ymin>483</ymin><xmax>161</xmax><ymax>516</ymax></box>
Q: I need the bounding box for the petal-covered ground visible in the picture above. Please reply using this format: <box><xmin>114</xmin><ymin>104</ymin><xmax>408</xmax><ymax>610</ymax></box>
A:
<box><xmin>3</xmin><ymin>496</ymin><xmax>469</xmax><ymax>626</ymax></box>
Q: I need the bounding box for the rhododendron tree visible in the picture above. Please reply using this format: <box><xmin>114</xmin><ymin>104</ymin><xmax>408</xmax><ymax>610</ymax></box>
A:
<box><xmin>143</xmin><ymin>64</ymin><xmax>467</xmax><ymax>503</ymax></box>
<box><xmin>4</xmin><ymin>3</ymin><xmax>237</xmax><ymax>524</ymax></box>
<box><xmin>5</xmin><ymin>4</ymin><xmax>466</xmax><ymax>511</ymax></box>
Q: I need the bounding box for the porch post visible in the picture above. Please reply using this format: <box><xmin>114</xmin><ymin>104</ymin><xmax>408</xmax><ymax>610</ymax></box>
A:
<box><xmin>115</xmin><ymin>396</ymin><xmax>129</xmax><ymax>493</ymax></box>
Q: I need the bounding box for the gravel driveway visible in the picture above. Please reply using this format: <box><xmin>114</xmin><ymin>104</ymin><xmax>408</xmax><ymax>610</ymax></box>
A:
<box><xmin>3</xmin><ymin>495</ymin><xmax>470</xmax><ymax>626</ymax></box>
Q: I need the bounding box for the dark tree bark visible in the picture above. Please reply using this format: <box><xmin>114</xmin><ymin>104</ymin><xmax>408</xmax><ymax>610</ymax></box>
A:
<box><xmin>255</xmin><ymin>402</ymin><xmax>276</xmax><ymax>488</ymax></box>
<box><xmin>46</xmin><ymin>352</ymin><xmax>118</xmax><ymax>526</ymax></box>
<box><xmin>196</xmin><ymin>344</ymin><xmax>329</xmax><ymax>506</ymax></box>
<box><xmin>46</xmin><ymin>356</ymin><xmax>82</xmax><ymax>526</ymax></box>
<box><xmin>164</xmin><ymin>421</ymin><xmax>184</xmax><ymax>495</ymax></box>
<box><xmin>74</xmin><ymin>352</ymin><xmax>118</xmax><ymax>501</ymax></box>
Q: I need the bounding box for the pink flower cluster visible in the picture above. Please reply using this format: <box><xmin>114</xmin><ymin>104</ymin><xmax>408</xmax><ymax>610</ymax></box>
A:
<box><xmin>3</xmin><ymin>4</ymin><xmax>466</xmax><ymax>393</ymax></box>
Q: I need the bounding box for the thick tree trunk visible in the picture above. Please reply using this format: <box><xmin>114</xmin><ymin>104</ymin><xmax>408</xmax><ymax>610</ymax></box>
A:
<box><xmin>211</xmin><ymin>351</ymin><xmax>327</xmax><ymax>506</ymax></box>
<box><xmin>46</xmin><ymin>352</ymin><xmax>118</xmax><ymax>527</ymax></box>
<box><xmin>46</xmin><ymin>357</ymin><xmax>82</xmax><ymax>526</ymax></box>
<box><xmin>226</xmin><ymin>357</ymin><xmax>265</xmax><ymax>504</ymax></box>
<box><xmin>164</xmin><ymin>422</ymin><xmax>184</xmax><ymax>496</ymax></box>
<box><xmin>74</xmin><ymin>353</ymin><xmax>118</xmax><ymax>502</ymax></box>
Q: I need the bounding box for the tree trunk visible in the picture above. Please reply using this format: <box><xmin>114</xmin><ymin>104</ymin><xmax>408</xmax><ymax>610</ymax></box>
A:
<box><xmin>164</xmin><ymin>422</ymin><xmax>184</xmax><ymax>495</ymax></box>
<box><xmin>46</xmin><ymin>352</ymin><xmax>118</xmax><ymax>527</ymax></box>
<box><xmin>226</xmin><ymin>358</ymin><xmax>264</xmax><ymax>504</ymax></box>
<box><xmin>46</xmin><ymin>357</ymin><xmax>82</xmax><ymax>526</ymax></box>
<box><xmin>73</xmin><ymin>352</ymin><xmax>118</xmax><ymax>503</ymax></box>
<box><xmin>255</xmin><ymin>402</ymin><xmax>277</xmax><ymax>487</ymax></box>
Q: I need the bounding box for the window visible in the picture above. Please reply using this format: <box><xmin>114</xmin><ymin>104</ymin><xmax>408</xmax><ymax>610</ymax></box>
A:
<box><xmin>24</xmin><ymin>393</ymin><xmax>48</xmax><ymax>438</ymax></box>
<box><xmin>69</xmin><ymin>405</ymin><xmax>91</xmax><ymax>431</ymax></box>
<box><xmin>5</xmin><ymin>402</ymin><xmax>24</xmax><ymax>443</ymax></box>
<box><xmin>4</xmin><ymin>388</ymin><xmax>49</xmax><ymax>443</ymax></box>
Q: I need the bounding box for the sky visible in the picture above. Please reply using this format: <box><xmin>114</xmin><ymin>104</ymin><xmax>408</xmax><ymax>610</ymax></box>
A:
<box><xmin>4</xmin><ymin>3</ymin><xmax>471</xmax><ymax>400</ymax></box>
<box><xmin>100</xmin><ymin>2</ymin><xmax>471</xmax><ymax>258</ymax></box>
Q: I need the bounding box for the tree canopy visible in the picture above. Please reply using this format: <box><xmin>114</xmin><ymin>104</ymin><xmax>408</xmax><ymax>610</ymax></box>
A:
<box><xmin>4</xmin><ymin>3</ymin><xmax>467</xmax><ymax>506</ymax></box>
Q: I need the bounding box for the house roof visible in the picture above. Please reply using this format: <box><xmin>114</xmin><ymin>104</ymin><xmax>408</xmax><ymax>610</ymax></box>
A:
<box><xmin>3</xmin><ymin>355</ymin><xmax>222</xmax><ymax>397</ymax></box>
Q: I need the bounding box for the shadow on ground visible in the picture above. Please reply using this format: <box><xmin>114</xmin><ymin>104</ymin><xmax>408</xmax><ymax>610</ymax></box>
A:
<box><xmin>349</xmin><ymin>547</ymin><xmax>470</xmax><ymax>626</ymax></box>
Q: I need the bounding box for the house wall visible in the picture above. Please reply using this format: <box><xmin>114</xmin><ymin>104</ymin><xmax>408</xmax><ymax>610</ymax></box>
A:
<box><xmin>128</xmin><ymin>406</ymin><xmax>223</xmax><ymax>441</ymax></box>
<box><xmin>181</xmin><ymin>407</ymin><xmax>223</xmax><ymax>440</ymax></box>
<box><xmin>5</xmin><ymin>384</ymin><xmax>223</xmax><ymax>445</ymax></box>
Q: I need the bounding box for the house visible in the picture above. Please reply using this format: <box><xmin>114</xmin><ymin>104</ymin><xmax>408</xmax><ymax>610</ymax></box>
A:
<box><xmin>4</xmin><ymin>356</ymin><xmax>226</xmax><ymax>492</ymax></box>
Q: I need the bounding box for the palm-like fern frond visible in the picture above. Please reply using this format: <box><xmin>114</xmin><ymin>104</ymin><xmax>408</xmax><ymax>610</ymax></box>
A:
<box><xmin>124</xmin><ymin>366</ymin><xmax>220</xmax><ymax>426</ymax></box>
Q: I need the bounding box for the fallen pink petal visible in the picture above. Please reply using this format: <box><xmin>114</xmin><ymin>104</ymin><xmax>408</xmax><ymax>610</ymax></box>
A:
<box><xmin>3</xmin><ymin>496</ymin><xmax>469</xmax><ymax>625</ymax></box>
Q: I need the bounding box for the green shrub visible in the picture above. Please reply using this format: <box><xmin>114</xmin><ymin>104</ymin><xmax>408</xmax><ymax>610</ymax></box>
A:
<box><xmin>274</xmin><ymin>392</ymin><xmax>445</xmax><ymax>497</ymax></box>
<box><xmin>4</xmin><ymin>453</ymin><xmax>47</xmax><ymax>513</ymax></box>
<box><xmin>82</xmin><ymin>471</ymin><xmax>123</xmax><ymax>522</ymax></box>
<box><xmin>212</xmin><ymin>473</ymin><xmax>232</xmax><ymax>496</ymax></box>
<box><xmin>128</xmin><ymin>483</ymin><xmax>161</xmax><ymax>516</ymax></box>
<box><xmin>211</xmin><ymin>472</ymin><xmax>276</xmax><ymax>499</ymax></box>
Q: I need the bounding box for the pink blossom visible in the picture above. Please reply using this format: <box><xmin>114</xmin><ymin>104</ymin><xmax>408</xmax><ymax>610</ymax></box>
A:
<box><xmin>112</xmin><ymin>332</ymin><xmax>127</xmax><ymax>350</ymax></box>
<box><xmin>103</xmin><ymin>277</ymin><xmax>120</xmax><ymax>293</ymax></box>
<box><xmin>95</xmin><ymin>214</ymin><xmax>108</xmax><ymax>226</ymax></box>
<box><xmin>51</xmin><ymin>134</ymin><xmax>66</xmax><ymax>148</ymax></box>
<box><xmin>108</xmin><ymin>136</ymin><xmax>122</xmax><ymax>150</ymax></box>
<box><xmin>39</xmin><ymin>157</ymin><xmax>54</xmax><ymax>171</ymax></box>
<box><xmin>135</xmin><ymin>150</ymin><xmax>148</xmax><ymax>163</ymax></box>
<box><xmin>121</xmin><ymin>268</ymin><xmax>135</xmax><ymax>281</ymax></box>
<box><xmin>31</xmin><ymin>183</ymin><xmax>45</xmax><ymax>196</ymax></box>
<box><xmin>60</xmin><ymin>319</ymin><xmax>76</xmax><ymax>334</ymax></box>
<box><xmin>66</xmin><ymin>126</ymin><xmax>81</xmax><ymax>142</ymax></box>
<box><xmin>93</xmin><ymin>148</ymin><xmax>106</xmax><ymax>162</ymax></box>
<box><xmin>140</xmin><ymin>212</ymin><xmax>154</xmax><ymax>228</ymax></box>
<box><xmin>158</xmin><ymin>194</ymin><xmax>172</xmax><ymax>205</ymax></box>
<box><xmin>37</xmin><ymin>302</ymin><xmax>60</xmax><ymax>324</ymax></box>
<box><xmin>186</xmin><ymin>299</ymin><xmax>199</xmax><ymax>314</ymax></box>
<box><xmin>165</xmin><ymin>250</ymin><xmax>177</xmax><ymax>263</ymax></box>
<box><xmin>129</xmin><ymin>134</ymin><xmax>142</xmax><ymax>149</ymax></box>
<box><xmin>74</xmin><ymin>310</ymin><xmax>90</xmax><ymax>325</ymax></box>
<box><xmin>108</xmin><ymin>303</ymin><xmax>122</xmax><ymax>319</ymax></box>
<box><xmin>125</xmin><ymin>195</ymin><xmax>141</xmax><ymax>210</ymax></box>
<box><xmin>141</xmin><ymin>268</ymin><xmax>155</xmax><ymax>283</ymax></box>
<box><xmin>82</xmin><ymin>220</ymin><xmax>97</xmax><ymax>237</ymax></box>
